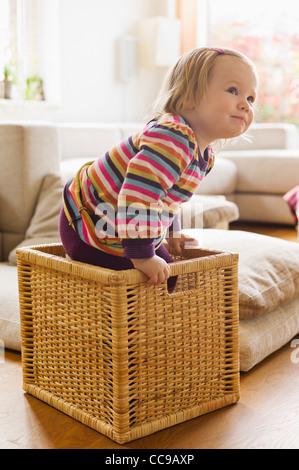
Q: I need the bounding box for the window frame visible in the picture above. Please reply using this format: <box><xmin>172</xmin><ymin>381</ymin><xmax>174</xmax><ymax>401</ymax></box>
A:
<box><xmin>0</xmin><ymin>0</ymin><xmax>61</xmax><ymax>107</ymax></box>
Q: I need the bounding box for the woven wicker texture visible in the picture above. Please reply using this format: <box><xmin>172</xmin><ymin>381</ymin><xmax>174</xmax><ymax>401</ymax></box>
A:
<box><xmin>17</xmin><ymin>243</ymin><xmax>239</xmax><ymax>444</ymax></box>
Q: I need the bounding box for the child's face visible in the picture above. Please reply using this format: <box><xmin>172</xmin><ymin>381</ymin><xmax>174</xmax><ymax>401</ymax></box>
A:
<box><xmin>184</xmin><ymin>55</ymin><xmax>258</xmax><ymax>148</ymax></box>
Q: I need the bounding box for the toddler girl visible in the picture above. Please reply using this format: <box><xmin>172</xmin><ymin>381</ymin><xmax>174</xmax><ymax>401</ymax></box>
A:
<box><xmin>59</xmin><ymin>47</ymin><xmax>258</xmax><ymax>289</ymax></box>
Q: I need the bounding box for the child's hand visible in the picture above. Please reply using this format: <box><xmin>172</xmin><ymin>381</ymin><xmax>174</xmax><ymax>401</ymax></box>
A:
<box><xmin>131</xmin><ymin>255</ymin><xmax>171</xmax><ymax>285</ymax></box>
<box><xmin>167</xmin><ymin>231</ymin><xmax>199</xmax><ymax>256</ymax></box>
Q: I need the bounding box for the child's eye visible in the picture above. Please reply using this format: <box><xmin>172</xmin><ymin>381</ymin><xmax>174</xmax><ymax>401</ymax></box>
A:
<box><xmin>247</xmin><ymin>96</ymin><xmax>255</xmax><ymax>104</ymax></box>
<box><xmin>227</xmin><ymin>87</ymin><xmax>237</xmax><ymax>95</ymax></box>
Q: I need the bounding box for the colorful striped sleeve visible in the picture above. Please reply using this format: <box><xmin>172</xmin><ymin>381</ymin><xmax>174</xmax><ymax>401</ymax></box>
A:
<box><xmin>117</xmin><ymin>120</ymin><xmax>195</xmax><ymax>241</ymax></box>
<box><xmin>206</xmin><ymin>146</ymin><xmax>215</xmax><ymax>174</ymax></box>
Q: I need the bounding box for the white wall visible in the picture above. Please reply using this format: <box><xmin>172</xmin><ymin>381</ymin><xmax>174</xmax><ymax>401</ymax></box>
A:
<box><xmin>0</xmin><ymin>0</ymin><xmax>176</xmax><ymax>123</ymax></box>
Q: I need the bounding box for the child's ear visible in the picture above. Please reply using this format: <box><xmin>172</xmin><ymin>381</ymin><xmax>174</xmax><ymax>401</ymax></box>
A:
<box><xmin>181</xmin><ymin>101</ymin><xmax>195</xmax><ymax>111</ymax></box>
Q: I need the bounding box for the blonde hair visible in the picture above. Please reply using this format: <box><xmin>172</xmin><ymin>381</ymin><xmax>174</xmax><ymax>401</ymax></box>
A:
<box><xmin>151</xmin><ymin>47</ymin><xmax>257</xmax><ymax>121</ymax></box>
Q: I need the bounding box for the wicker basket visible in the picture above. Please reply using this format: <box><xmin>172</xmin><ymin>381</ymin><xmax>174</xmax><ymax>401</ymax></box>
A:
<box><xmin>17</xmin><ymin>243</ymin><xmax>239</xmax><ymax>444</ymax></box>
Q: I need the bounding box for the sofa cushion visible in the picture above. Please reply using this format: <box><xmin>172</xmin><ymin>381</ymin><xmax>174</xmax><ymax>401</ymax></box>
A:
<box><xmin>224</xmin><ymin>123</ymin><xmax>299</xmax><ymax>151</ymax></box>
<box><xmin>221</xmin><ymin>150</ymin><xmax>299</xmax><ymax>194</ymax></box>
<box><xmin>60</xmin><ymin>157</ymin><xmax>93</xmax><ymax>183</ymax></box>
<box><xmin>195</xmin><ymin>157</ymin><xmax>237</xmax><ymax>196</ymax></box>
<box><xmin>184</xmin><ymin>228</ymin><xmax>299</xmax><ymax>319</ymax></box>
<box><xmin>8</xmin><ymin>173</ymin><xmax>63</xmax><ymax>265</ymax></box>
<box><xmin>57</xmin><ymin>123</ymin><xmax>122</xmax><ymax>161</ymax></box>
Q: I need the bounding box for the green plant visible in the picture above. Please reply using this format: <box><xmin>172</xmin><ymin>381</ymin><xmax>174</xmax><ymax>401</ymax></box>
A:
<box><xmin>24</xmin><ymin>75</ymin><xmax>45</xmax><ymax>100</ymax></box>
<box><xmin>3</xmin><ymin>66</ymin><xmax>12</xmax><ymax>81</ymax></box>
<box><xmin>3</xmin><ymin>63</ymin><xmax>18</xmax><ymax>83</ymax></box>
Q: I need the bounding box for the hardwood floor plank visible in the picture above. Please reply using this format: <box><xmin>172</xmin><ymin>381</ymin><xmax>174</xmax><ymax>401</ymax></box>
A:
<box><xmin>231</xmin><ymin>222</ymin><xmax>298</xmax><ymax>243</ymax></box>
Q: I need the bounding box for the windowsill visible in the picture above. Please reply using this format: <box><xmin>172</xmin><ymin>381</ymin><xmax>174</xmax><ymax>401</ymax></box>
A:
<box><xmin>0</xmin><ymin>99</ymin><xmax>60</xmax><ymax>110</ymax></box>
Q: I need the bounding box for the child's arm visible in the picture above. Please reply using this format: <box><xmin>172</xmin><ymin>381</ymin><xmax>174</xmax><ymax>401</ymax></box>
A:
<box><xmin>131</xmin><ymin>256</ymin><xmax>171</xmax><ymax>286</ymax></box>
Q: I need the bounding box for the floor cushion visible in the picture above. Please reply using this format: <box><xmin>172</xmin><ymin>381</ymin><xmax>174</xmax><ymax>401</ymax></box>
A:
<box><xmin>239</xmin><ymin>296</ymin><xmax>299</xmax><ymax>371</ymax></box>
<box><xmin>185</xmin><ymin>229</ymin><xmax>299</xmax><ymax>319</ymax></box>
<box><xmin>184</xmin><ymin>228</ymin><xmax>299</xmax><ymax>371</ymax></box>
<box><xmin>181</xmin><ymin>195</ymin><xmax>239</xmax><ymax>229</ymax></box>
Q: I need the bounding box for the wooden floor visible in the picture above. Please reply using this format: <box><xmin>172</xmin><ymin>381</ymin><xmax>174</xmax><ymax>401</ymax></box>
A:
<box><xmin>1</xmin><ymin>223</ymin><xmax>298</xmax><ymax>450</ymax></box>
<box><xmin>230</xmin><ymin>221</ymin><xmax>298</xmax><ymax>243</ymax></box>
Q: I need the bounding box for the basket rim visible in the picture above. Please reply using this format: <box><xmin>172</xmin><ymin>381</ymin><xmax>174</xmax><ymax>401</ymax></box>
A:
<box><xmin>16</xmin><ymin>242</ymin><xmax>239</xmax><ymax>285</ymax></box>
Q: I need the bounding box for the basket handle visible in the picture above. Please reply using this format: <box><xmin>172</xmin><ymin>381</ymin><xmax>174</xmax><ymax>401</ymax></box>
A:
<box><xmin>168</xmin><ymin>246</ymin><xmax>227</xmax><ymax>276</ymax></box>
<box><xmin>164</xmin><ymin>246</ymin><xmax>237</xmax><ymax>296</ymax></box>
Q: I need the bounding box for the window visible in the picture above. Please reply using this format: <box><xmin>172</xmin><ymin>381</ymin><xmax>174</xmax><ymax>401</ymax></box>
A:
<box><xmin>0</xmin><ymin>0</ymin><xmax>60</xmax><ymax>104</ymax></box>
<box><xmin>1</xmin><ymin>0</ymin><xmax>37</xmax><ymax>99</ymax></box>
<box><xmin>0</xmin><ymin>0</ymin><xmax>18</xmax><ymax>82</ymax></box>
<box><xmin>206</xmin><ymin>0</ymin><xmax>299</xmax><ymax>126</ymax></box>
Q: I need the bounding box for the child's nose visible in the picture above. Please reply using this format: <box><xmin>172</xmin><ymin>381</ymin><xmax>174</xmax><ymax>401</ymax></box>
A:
<box><xmin>238</xmin><ymin>98</ymin><xmax>250</xmax><ymax>112</ymax></box>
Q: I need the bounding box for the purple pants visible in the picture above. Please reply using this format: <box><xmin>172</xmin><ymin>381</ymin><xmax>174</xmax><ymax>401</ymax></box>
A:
<box><xmin>59</xmin><ymin>207</ymin><xmax>176</xmax><ymax>291</ymax></box>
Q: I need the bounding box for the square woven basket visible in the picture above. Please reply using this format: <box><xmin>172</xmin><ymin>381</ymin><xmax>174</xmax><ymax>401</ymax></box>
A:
<box><xmin>17</xmin><ymin>243</ymin><xmax>240</xmax><ymax>444</ymax></box>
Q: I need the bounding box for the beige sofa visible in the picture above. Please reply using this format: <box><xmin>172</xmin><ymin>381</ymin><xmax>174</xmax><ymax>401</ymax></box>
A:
<box><xmin>199</xmin><ymin>123</ymin><xmax>299</xmax><ymax>224</ymax></box>
<box><xmin>1</xmin><ymin>121</ymin><xmax>299</xmax><ymax>373</ymax></box>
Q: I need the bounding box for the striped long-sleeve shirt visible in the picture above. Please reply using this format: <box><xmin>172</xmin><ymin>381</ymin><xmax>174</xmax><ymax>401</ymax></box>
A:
<box><xmin>63</xmin><ymin>115</ymin><xmax>215</xmax><ymax>258</ymax></box>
